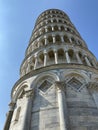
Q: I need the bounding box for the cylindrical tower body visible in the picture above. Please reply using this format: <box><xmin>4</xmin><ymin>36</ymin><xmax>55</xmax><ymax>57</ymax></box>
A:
<box><xmin>4</xmin><ymin>9</ymin><xmax>98</xmax><ymax>130</ymax></box>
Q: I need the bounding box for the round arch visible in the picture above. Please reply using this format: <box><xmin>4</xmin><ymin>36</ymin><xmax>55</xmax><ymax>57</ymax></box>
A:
<box><xmin>30</xmin><ymin>72</ymin><xmax>60</xmax><ymax>89</ymax></box>
<box><xmin>63</xmin><ymin>70</ymin><xmax>90</xmax><ymax>83</ymax></box>
<box><xmin>12</xmin><ymin>81</ymin><xmax>29</xmax><ymax>102</ymax></box>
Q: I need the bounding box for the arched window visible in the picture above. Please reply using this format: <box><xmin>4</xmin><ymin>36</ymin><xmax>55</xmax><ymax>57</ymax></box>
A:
<box><xmin>82</xmin><ymin>56</ymin><xmax>87</xmax><ymax>65</ymax></box>
<box><xmin>68</xmin><ymin>49</ymin><xmax>77</xmax><ymax>63</ymax></box>
<box><xmin>54</xmin><ymin>26</ymin><xmax>58</xmax><ymax>31</ymax></box>
<box><xmin>48</xmin><ymin>50</ymin><xmax>55</xmax><ymax>64</ymax></box>
<box><xmin>53</xmin><ymin>19</ymin><xmax>57</xmax><ymax>23</ymax></box>
<box><xmin>77</xmin><ymin>40</ymin><xmax>82</xmax><ymax>46</ymax></box>
<box><xmin>47</xmin><ymin>26</ymin><xmax>52</xmax><ymax>32</ymax></box>
<box><xmin>48</xmin><ymin>20</ymin><xmax>51</xmax><ymax>23</ymax></box>
<box><xmin>67</xmin><ymin>27</ymin><xmax>71</xmax><ymax>32</ymax></box>
<box><xmin>39</xmin><ymin>53</ymin><xmax>44</xmax><ymax>66</ymax></box>
<box><xmin>48</xmin><ymin>36</ymin><xmax>53</xmax><ymax>43</ymax></box>
<box><xmin>55</xmin><ymin>35</ymin><xmax>61</xmax><ymax>43</ymax></box>
<box><xmin>61</xmin><ymin>26</ymin><xmax>65</xmax><ymax>31</ymax></box>
<box><xmin>78</xmin><ymin>52</ymin><xmax>82</xmax><ymax>59</ymax></box>
<box><xmin>41</xmin><ymin>28</ymin><xmax>45</xmax><ymax>34</ymax></box>
<box><xmin>64</xmin><ymin>21</ymin><xmax>67</xmax><ymax>24</ymax></box>
<box><xmin>63</xmin><ymin>35</ymin><xmax>70</xmax><ymax>43</ymax></box>
<box><xmin>71</xmin><ymin>37</ymin><xmax>76</xmax><ymax>44</ymax></box>
<box><xmin>40</xmin><ymin>39</ymin><xmax>45</xmax><ymax>47</ymax></box>
<box><xmin>58</xmin><ymin>19</ymin><xmax>62</xmax><ymax>23</ymax></box>
<box><xmin>58</xmin><ymin>49</ymin><xmax>66</xmax><ymax>63</ymax></box>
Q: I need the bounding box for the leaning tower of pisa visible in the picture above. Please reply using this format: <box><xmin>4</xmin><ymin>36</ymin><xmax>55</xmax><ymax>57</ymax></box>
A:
<box><xmin>4</xmin><ymin>9</ymin><xmax>98</xmax><ymax>130</ymax></box>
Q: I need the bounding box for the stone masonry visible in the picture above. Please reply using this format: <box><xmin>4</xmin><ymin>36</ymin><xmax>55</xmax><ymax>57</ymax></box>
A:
<box><xmin>4</xmin><ymin>9</ymin><xmax>98</xmax><ymax>130</ymax></box>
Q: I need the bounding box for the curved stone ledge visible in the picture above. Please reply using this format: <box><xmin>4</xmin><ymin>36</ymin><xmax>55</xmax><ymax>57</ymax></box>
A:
<box><xmin>11</xmin><ymin>63</ymin><xmax>98</xmax><ymax>98</ymax></box>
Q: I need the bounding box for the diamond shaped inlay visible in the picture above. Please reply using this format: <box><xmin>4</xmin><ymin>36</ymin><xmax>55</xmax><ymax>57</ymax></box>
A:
<box><xmin>68</xmin><ymin>77</ymin><xmax>82</xmax><ymax>90</ymax></box>
<box><xmin>39</xmin><ymin>80</ymin><xmax>52</xmax><ymax>92</ymax></box>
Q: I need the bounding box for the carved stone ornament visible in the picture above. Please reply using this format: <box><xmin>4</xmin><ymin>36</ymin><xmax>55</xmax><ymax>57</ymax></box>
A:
<box><xmin>55</xmin><ymin>81</ymin><xmax>66</xmax><ymax>91</ymax></box>
<box><xmin>24</xmin><ymin>89</ymin><xmax>34</xmax><ymax>98</ymax></box>
<box><xmin>88</xmin><ymin>82</ymin><xmax>98</xmax><ymax>91</ymax></box>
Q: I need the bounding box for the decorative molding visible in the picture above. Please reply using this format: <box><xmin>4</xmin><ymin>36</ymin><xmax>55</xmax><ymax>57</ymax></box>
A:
<box><xmin>88</xmin><ymin>82</ymin><xmax>98</xmax><ymax>90</ymax></box>
<box><xmin>12</xmin><ymin>64</ymin><xmax>98</xmax><ymax>97</ymax></box>
<box><xmin>24</xmin><ymin>89</ymin><xmax>34</xmax><ymax>98</ymax></box>
<box><xmin>55</xmin><ymin>81</ymin><xmax>66</xmax><ymax>91</ymax></box>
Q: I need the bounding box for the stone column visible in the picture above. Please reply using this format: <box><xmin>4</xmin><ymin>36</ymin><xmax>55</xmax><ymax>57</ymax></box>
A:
<box><xmin>69</xmin><ymin>37</ymin><xmax>72</xmax><ymax>43</ymax></box>
<box><xmin>45</xmin><ymin>27</ymin><xmax>48</xmax><ymax>33</ymax></box>
<box><xmin>53</xmin><ymin>36</ymin><xmax>56</xmax><ymax>43</ymax></box>
<box><xmin>34</xmin><ymin>55</ymin><xmax>38</xmax><ymax>69</ymax></box>
<box><xmin>51</xmin><ymin>19</ymin><xmax>53</xmax><ymax>23</ymax></box>
<box><xmin>65</xmin><ymin>51</ymin><xmax>70</xmax><ymax>63</ymax></box>
<box><xmin>21</xmin><ymin>89</ymin><xmax>34</xmax><ymax>130</ymax></box>
<box><xmin>44</xmin><ymin>37</ymin><xmax>48</xmax><ymax>45</ymax></box>
<box><xmin>44</xmin><ymin>52</ymin><xmax>48</xmax><ymax>66</ymax></box>
<box><xmin>55</xmin><ymin>81</ymin><xmax>69</xmax><ymax>130</ymax></box>
<box><xmin>3</xmin><ymin>102</ymin><xmax>15</xmax><ymax>130</ymax></box>
<box><xmin>54</xmin><ymin>50</ymin><xmax>58</xmax><ymax>64</ymax></box>
<box><xmin>84</xmin><ymin>55</ymin><xmax>91</xmax><ymax>66</ymax></box>
<box><xmin>38</xmin><ymin>40</ymin><xmax>40</xmax><ymax>48</ymax></box>
<box><xmin>26</xmin><ymin>63</ymin><xmax>30</xmax><ymax>73</ymax></box>
<box><xmin>75</xmin><ymin>52</ymin><xmax>82</xmax><ymax>64</ymax></box>
<box><xmin>58</xmin><ymin>26</ymin><xmax>61</xmax><ymax>31</ymax></box>
<box><xmin>61</xmin><ymin>36</ymin><xmax>64</xmax><ymax>42</ymax></box>
<box><xmin>52</xmin><ymin>26</ymin><xmax>54</xmax><ymax>31</ymax></box>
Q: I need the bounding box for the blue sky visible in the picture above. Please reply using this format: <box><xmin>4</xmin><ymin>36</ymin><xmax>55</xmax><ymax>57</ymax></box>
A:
<box><xmin>0</xmin><ymin>0</ymin><xmax>98</xmax><ymax>129</ymax></box>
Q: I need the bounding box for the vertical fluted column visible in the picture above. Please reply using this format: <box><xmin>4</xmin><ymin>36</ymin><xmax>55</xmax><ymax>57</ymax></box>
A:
<box><xmin>44</xmin><ymin>52</ymin><xmax>48</xmax><ymax>66</ymax></box>
<box><xmin>75</xmin><ymin>52</ymin><xmax>82</xmax><ymax>64</ymax></box>
<box><xmin>44</xmin><ymin>37</ymin><xmax>48</xmax><ymax>45</ymax></box>
<box><xmin>53</xmin><ymin>36</ymin><xmax>56</xmax><ymax>43</ymax></box>
<box><xmin>52</xmin><ymin>26</ymin><xmax>54</xmax><ymax>31</ymax></box>
<box><xmin>21</xmin><ymin>89</ymin><xmax>34</xmax><ymax>130</ymax></box>
<box><xmin>58</xmin><ymin>26</ymin><xmax>61</xmax><ymax>31</ymax></box>
<box><xmin>54</xmin><ymin>50</ymin><xmax>58</xmax><ymax>64</ymax></box>
<box><xmin>34</xmin><ymin>55</ymin><xmax>38</xmax><ymax>69</ymax></box>
<box><xmin>61</xmin><ymin>36</ymin><xmax>64</xmax><ymax>42</ymax></box>
<box><xmin>65</xmin><ymin>51</ymin><xmax>70</xmax><ymax>63</ymax></box>
<box><xmin>55</xmin><ymin>81</ymin><xmax>69</xmax><ymax>130</ymax></box>
<box><xmin>84</xmin><ymin>55</ymin><xmax>91</xmax><ymax>66</ymax></box>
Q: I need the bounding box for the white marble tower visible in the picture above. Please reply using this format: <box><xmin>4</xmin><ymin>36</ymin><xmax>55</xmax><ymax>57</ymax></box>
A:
<box><xmin>4</xmin><ymin>9</ymin><xmax>98</xmax><ymax>130</ymax></box>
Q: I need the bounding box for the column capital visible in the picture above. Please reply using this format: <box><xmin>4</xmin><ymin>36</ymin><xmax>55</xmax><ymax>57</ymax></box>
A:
<box><xmin>44</xmin><ymin>51</ymin><xmax>48</xmax><ymax>54</ymax></box>
<box><xmin>52</xmin><ymin>34</ymin><xmax>56</xmax><ymax>37</ymax></box>
<box><xmin>55</xmin><ymin>81</ymin><xmax>66</xmax><ymax>91</ymax></box>
<box><xmin>34</xmin><ymin>54</ymin><xmax>38</xmax><ymax>58</ymax></box>
<box><xmin>54</xmin><ymin>49</ymin><xmax>57</xmax><ymax>52</ymax></box>
<box><xmin>44</xmin><ymin>35</ymin><xmax>48</xmax><ymax>39</ymax></box>
<box><xmin>64</xmin><ymin>50</ymin><xmax>68</xmax><ymax>52</ymax></box>
<box><xmin>24</xmin><ymin>89</ymin><xmax>34</xmax><ymax>98</ymax></box>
